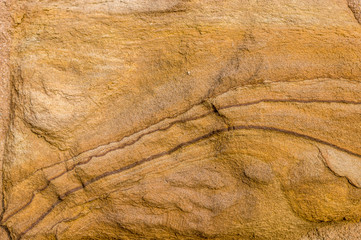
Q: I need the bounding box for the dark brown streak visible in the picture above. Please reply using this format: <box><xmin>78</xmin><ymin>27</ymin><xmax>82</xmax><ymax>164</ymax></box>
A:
<box><xmin>17</xmin><ymin>128</ymin><xmax>225</xmax><ymax>238</ymax></box>
<box><xmin>19</xmin><ymin>97</ymin><xmax>361</xmax><ymax>187</ymax></box>
<box><xmin>49</xmin><ymin>212</ymin><xmax>83</xmax><ymax>231</ymax></box>
<box><xmin>236</xmin><ymin>126</ymin><xmax>361</xmax><ymax>159</ymax></box>
<box><xmin>84</xmin><ymin>129</ymin><xmax>222</xmax><ymax>188</ymax></box>
<box><xmin>2</xmin><ymin>180</ymin><xmax>51</xmax><ymax>223</ymax></box>
<box><xmin>51</xmin><ymin>111</ymin><xmax>213</xmax><ymax>182</ymax></box>
<box><xmin>3</xmin><ymin>111</ymin><xmax>212</xmax><ymax>224</ymax></box>
<box><xmin>18</xmin><ymin>105</ymin><xmax>212</xmax><ymax>184</ymax></box>
<box><xmin>18</xmin><ymin>200</ymin><xmax>61</xmax><ymax>238</ymax></box>
<box><xmin>19</xmin><ymin>109</ymin><xmax>211</xmax><ymax>185</ymax></box>
<box><xmin>18</xmin><ymin>123</ymin><xmax>361</xmax><ymax>237</ymax></box>
<box><xmin>24</xmin><ymin>98</ymin><xmax>361</xmax><ymax>188</ymax></box>
<box><xmin>219</xmin><ymin>98</ymin><xmax>361</xmax><ymax>110</ymax></box>
<box><xmin>7</xmin><ymin>98</ymin><xmax>361</xmax><ymax>225</ymax></box>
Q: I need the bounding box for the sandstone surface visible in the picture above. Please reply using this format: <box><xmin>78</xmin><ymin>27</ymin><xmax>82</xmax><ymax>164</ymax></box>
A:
<box><xmin>1</xmin><ymin>0</ymin><xmax>361</xmax><ymax>239</ymax></box>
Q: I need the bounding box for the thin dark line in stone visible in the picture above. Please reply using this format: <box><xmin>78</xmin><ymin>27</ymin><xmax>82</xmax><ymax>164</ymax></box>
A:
<box><xmin>8</xmin><ymin>98</ymin><xmax>361</xmax><ymax>232</ymax></box>
<box><xmin>18</xmin><ymin>98</ymin><xmax>361</xmax><ymax>184</ymax></box>
<box><xmin>17</xmin><ymin>122</ymin><xmax>361</xmax><ymax>237</ymax></box>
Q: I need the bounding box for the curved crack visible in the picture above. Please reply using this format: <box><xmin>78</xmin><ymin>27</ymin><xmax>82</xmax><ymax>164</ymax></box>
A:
<box><xmin>219</xmin><ymin>98</ymin><xmax>361</xmax><ymax>110</ymax></box>
<box><xmin>17</xmin><ymin>123</ymin><xmax>361</xmax><ymax>238</ymax></box>
<box><xmin>5</xmin><ymin>98</ymin><xmax>361</xmax><ymax>228</ymax></box>
<box><xmin>18</xmin><ymin>97</ymin><xmax>361</xmax><ymax>189</ymax></box>
<box><xmin>15</xmin><ymin>93</ymin><xmax>361</xmax><ymax>190</ymax></box>
<box><xmin>1</xmin><ymin>110</ymin><xmax>213</xmax><ymax>224</ymax></box>
<box><xmin>14</xmin><ymin>102</ymin><xmax>210</xmax><ymax>187</ymax></box>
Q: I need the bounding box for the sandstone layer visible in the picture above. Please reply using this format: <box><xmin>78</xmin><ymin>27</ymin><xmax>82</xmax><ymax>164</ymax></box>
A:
<box><xmin>1</xmin><ymin>0</ymin><xmax>361</xmax><ymax>239</ymax></box>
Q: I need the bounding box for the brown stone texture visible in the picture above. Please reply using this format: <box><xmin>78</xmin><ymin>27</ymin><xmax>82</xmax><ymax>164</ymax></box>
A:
<box><xmin>1</xmin><ymin>0</ymin><xmax>361</xmax><ymax>239</ymax></box>
<box><xmin>0</xmin><ymin>0</ymin><xmax>11</xmax><ymax>239</ymax></box>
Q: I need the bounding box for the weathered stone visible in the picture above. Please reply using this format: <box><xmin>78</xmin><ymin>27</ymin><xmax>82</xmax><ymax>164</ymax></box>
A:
<box><xmin>1</xmin><ymin>0</ymin><xmax>361</xmax><ymax>239</ymax></box>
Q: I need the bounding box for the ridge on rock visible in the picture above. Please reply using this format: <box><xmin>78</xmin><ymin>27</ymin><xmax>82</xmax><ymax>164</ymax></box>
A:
<box><xmin>348</xmin><ymin>0</ymin><xmax>361</xmax><ymax>24</ymax></box>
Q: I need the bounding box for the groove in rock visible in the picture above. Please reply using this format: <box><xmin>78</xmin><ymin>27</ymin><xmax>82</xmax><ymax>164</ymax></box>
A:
<box><xmin>17</xmin><ymin>124</ymin><xmax>361</xmax><ymax>237</ymax></box>
<box><xmin>5</xmin><ymin>97</ymin><xmax>361</xmax><ymax>229</ymax></box>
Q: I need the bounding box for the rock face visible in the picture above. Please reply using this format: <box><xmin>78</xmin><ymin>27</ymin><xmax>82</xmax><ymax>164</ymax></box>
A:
<box><xmin>1</xmin><ymin>0</ymin><xmax>361</xmax><ymax>239</ymax></box>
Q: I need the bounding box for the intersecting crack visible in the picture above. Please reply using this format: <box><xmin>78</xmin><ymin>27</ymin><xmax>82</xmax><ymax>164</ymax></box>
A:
<box><xmin>4</xmin><ymin>97</ymin><xmax>361</xmax><ymax>235</ymax></box>
<box><xmin>13</xmin><ymin>124</ymin><xmax>361</xmax><ymax>238</ymax></box>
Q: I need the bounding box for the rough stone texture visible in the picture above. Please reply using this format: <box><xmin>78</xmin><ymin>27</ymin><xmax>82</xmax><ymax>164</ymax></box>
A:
<box><xmin>348</xmin><ymin>0</ymin><xmax>361</xmax><ymax>23</ymax></box>
<box><xmin>1</xmin><ymin>0</ymin><xmax>361</xmax><ymax>239</ymax></box>
<box><xmin>0</xmin><ymin>0</ymin><xmax>11</xmax><ymax>239</ymax></box>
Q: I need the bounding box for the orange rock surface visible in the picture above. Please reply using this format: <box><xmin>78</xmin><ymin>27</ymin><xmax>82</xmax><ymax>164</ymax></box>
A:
<box><xmin>1</xmin><ymin>0</ymin><xmax>361</xmax><ymax>239</ymax></box>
